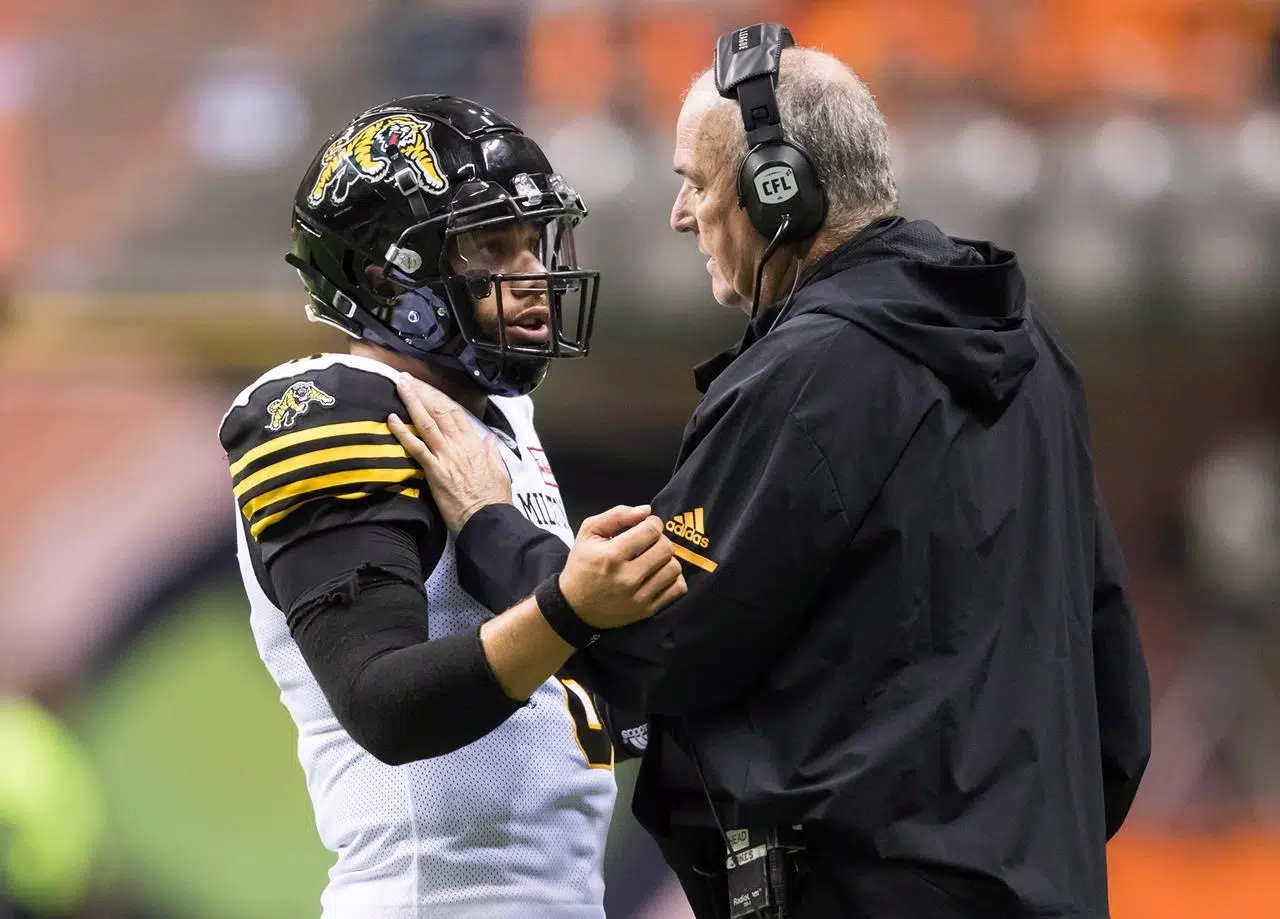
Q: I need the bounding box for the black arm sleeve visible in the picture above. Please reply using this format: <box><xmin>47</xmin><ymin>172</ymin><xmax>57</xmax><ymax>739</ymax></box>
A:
<box><xmin>267</xmin><ymin>522</ymin><xmax>523</xmax><ymax>766</ymax></box>
<box><xmin>454</xmin><ymin>503</ymin><xmax>571</xmax><ymax>611</ymax></box>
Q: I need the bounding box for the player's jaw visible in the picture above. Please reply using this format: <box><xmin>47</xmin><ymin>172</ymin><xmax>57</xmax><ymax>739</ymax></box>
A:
<box><xmin>502</xmin><ymin>303</ymin><xmax>551</xmax><ymax>347</ymax></box>
<box><xmin>479</xmin><ymin>282</ymin><xmax>552</xmax><ymax>347</ymax></box>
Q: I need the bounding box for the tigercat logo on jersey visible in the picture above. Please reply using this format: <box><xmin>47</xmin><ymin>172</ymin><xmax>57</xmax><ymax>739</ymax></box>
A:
<box><xmin>666</xmin><ymin>508</ymin><xmax>710</xmax><ymax>548</ymax></box>
<box><xmin>265</xmin><ymin>381</ymin><xmax>336</xmax><ymax>432</ymax></box>
<box><xmin>307</xmin><ymin>113</ymin><xmax>447</xmax><ymax>207</ymax></box>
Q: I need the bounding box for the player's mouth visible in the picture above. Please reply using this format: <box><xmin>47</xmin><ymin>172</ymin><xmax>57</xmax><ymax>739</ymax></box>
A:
<box><xmin>503</xmin><ymin>307</ymin><xmax>551</xmax><ymax>346</ymax></box>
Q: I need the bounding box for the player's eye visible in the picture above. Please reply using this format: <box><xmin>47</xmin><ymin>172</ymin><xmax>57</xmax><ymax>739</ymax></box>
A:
<box><xmin>477</xmin><ymin>234</ymin><xmax>511</xmax><ymax>257</ymax></box>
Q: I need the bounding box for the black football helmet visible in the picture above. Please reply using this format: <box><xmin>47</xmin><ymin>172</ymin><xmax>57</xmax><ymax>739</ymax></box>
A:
<box><xmin>287</xmin><ymin>94</ymin><xmax>600</xmax><ymax>396</ymax></box>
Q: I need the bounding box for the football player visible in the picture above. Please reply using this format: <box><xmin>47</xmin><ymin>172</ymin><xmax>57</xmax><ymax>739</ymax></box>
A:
<box><xmin>218</xmin><ymin>95</ymin><xmax>685</xmax><ymax>919</ymax></box>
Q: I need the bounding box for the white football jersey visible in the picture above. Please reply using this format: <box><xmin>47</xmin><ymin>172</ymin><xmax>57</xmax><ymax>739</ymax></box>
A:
<box><xmin>221</xmin><ymin>354</ymin><xmax>616</xmax><ymax>919</ymax></box>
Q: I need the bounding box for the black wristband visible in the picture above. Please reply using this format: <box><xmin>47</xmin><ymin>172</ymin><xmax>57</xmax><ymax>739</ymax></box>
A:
<box><xmin>534</xmin><ymin>574</ymin><xmax>600</xmax><ymax>650</ymax></box>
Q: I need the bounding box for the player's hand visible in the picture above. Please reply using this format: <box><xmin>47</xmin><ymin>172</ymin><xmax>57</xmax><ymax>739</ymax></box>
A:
<box><xmin>560</xmin><ymin>505</ymin><xmax>688</xmax><ymax>629</ymax></box>
<box><xmin>389</xmin><ymin>373</ymin><xmax>512</xmax><ymax>532</ymax></box>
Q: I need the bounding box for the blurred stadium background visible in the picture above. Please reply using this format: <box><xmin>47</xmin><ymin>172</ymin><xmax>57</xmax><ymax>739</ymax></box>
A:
<box><xmin>0</xmin><ymin>0</ymin><xmax>1277</xmax><ymax>917</ymax></box>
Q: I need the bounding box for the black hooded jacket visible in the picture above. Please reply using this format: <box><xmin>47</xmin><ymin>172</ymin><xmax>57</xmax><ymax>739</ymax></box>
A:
<box><xmin>455</xmin><ymin>217</ymin><xmax>1151</xmax><ymax>916</ymax></box>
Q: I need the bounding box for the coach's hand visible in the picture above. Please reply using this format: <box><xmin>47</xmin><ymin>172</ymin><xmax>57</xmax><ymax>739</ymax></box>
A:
<box><xmin>561</xmin><ymin>505</ymin><xmax>687</xmax><ymax>627</ymax></box>
<box><xmin>389</xmin><ymin>373</ymin><xmax>512</xmax><ymax>532</ymax></box>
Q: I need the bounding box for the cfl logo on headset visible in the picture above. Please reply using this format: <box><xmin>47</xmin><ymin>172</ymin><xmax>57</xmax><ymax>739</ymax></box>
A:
<box><xmin>754</xmin><ymin>165</ymin><xmax>798</xmax><ymax>204</ymax></box>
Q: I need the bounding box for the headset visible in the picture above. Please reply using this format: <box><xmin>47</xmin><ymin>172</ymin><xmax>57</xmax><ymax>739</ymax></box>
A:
<box><xmin>713</xmin><ymin>23</ymin><xmax>827</xmax><ymax>246</ymax></box>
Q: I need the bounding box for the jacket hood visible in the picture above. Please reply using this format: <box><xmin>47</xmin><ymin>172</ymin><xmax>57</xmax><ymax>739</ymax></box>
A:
<box><xmin>796</xmin><ymin>217</ymin><xmax>1038</xmax><ymax>405</ymax></box>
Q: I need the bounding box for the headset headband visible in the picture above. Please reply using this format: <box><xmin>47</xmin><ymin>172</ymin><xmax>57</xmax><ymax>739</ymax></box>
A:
<box><xmin>713</xmin><ymin>23</ymin><xmax>796</xmax><ymax>148</ymax></box>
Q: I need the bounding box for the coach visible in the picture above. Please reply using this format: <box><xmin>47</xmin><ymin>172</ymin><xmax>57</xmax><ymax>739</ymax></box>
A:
<box><xmin>390</xmin><ymin>23</ymin><xmax>1151</xmax><ymax>919</ymax></box>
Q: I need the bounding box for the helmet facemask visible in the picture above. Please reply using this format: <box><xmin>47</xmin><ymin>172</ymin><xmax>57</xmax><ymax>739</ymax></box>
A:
<box><xmin>391</xmin><ymin>176</ymin><xmax>599</xmax><ymax>360</ymax></box>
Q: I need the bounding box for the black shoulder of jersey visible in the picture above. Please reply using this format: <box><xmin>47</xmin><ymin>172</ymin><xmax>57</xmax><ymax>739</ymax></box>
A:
<box><xmin>219</xmin><ymin>354</ymin><xmax>432</xmax><ymax>562</ymax></box>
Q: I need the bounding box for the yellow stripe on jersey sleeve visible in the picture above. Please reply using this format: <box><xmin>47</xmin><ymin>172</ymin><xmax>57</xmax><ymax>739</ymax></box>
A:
<box><xmin>233</xmin><ymin>443</ymin><xmax>410</xmax><ymax>498</ymax></box>
<box><xmin>228</xmin><ymin>420</ymin><xmax>395</xmax><ymax>477</ymax></box>
<box><xmin>250</xmin><ymin>487</ymin><xmax>421</xmax><ymax>539</ymax></box>
<box><xmin>240</xmin><ymin>467</ymin><xmax>423</xmax><ymax>520</ymax></box>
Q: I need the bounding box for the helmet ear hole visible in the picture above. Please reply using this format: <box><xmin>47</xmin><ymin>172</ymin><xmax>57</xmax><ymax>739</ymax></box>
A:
<box><xmin>364</xmin><ymin>264</ymin><xmax>398</xmax><ymax>298</ymax></box>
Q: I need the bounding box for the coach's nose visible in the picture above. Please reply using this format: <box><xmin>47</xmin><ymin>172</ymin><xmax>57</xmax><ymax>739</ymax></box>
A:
<box><xmin>670</xmin><ymin>183</ymin><xmax>697</xmax><ymax>234</ymax></box>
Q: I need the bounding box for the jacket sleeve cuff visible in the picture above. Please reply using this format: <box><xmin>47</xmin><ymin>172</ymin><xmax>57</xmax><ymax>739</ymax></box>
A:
<box><xmin>456</xmin><ymin>503</ymin><xmax>536</xmax><ymax>560</ymax></box>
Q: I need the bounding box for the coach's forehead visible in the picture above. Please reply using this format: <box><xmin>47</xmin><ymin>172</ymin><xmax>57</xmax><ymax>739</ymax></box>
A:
<box><xmin>679</xmin><ymin>71</ymin><xmax>727</xmax><ymax>132</ymax></box>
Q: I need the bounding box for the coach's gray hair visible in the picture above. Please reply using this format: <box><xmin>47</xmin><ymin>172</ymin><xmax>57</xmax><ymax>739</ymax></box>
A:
<box><xmin>689</xmin><ymin>48</ymin><xmax>898</xmax><ymax>236</ymax></box>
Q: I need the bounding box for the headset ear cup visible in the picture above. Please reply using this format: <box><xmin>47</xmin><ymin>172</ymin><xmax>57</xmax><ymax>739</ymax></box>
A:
<box><xmin>739</xmin><ymin>142</ymin><xmax>825</xmax><ymax>243</ymax></box>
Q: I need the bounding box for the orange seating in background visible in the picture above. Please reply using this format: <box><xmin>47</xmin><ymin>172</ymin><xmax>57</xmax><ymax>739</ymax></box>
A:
<box><xmin>795</xmin><ymin>0</ymin><xmax>892</xmax><ymax>88</ymax></box>
<box><xmin>1001</xmin><ymin>0</ymin><xmax>1104</xmax><ymax>106</ymax></box>
<box><xmin>527</xmin><ymin>7</ymin><xmax>614</xmax><ymax>118</ymax></box>
<box><xmin>522</xmin><ymin>0</ymin><xmax>1279</xmax><ymax>127</ymax></box>
<box><xmin>801</xmin><ymin>0</ymin><xmax>980</xmax><ymax>86</ymax></box>
<box><xmin>631</xmin><ymin>5</ymin><xmax>720</xmax><ymax>129</ymax></box>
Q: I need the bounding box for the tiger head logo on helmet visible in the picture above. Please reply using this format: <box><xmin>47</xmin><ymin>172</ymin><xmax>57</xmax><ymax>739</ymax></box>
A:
<box><xmin>306</xmin><ymin>114</ymin><xmax>447</xmax><ymax>208</ymax></box>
